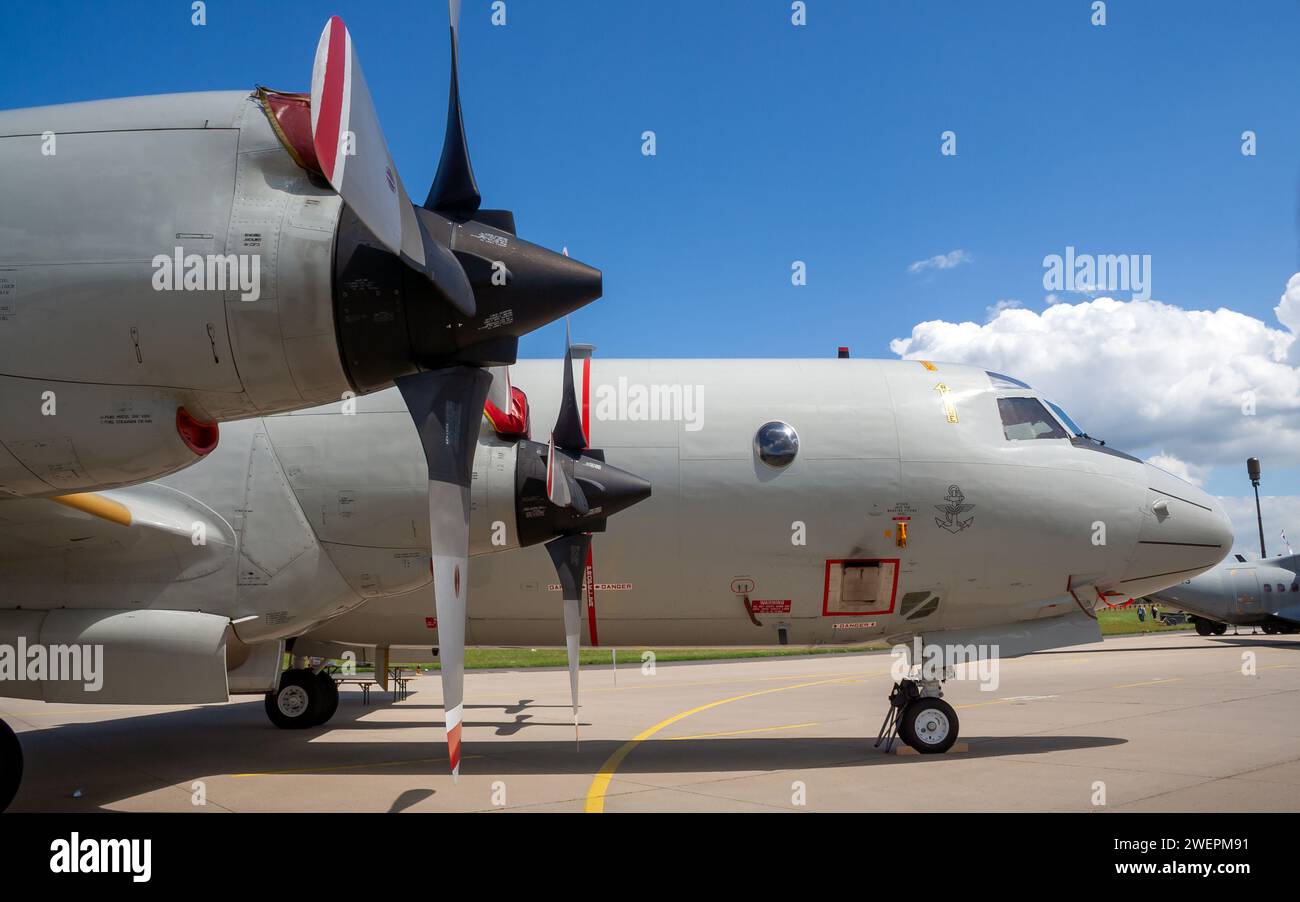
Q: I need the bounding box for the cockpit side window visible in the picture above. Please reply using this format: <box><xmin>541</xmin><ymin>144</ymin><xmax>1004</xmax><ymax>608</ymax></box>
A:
<box><xmin>997</xmin><ymin>397</ymin><xmax>1069</xmax><ymax>441</ymax></box>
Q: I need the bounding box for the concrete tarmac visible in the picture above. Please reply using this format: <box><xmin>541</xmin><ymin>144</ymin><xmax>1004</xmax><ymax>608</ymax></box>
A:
<box><xmin>3</xmin><ymin>631</ymin><xmax>1298</xmax><ymax>812</ymax></box>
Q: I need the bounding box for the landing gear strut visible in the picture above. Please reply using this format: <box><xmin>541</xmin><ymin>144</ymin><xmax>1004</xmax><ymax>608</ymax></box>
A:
<box><xmin>265</xmin><ymin>669</ymin><xmax>339</xmax><ymax>729</ymax></box>
<box><xmin>0</xmin><ymin>718</ymin><xmax>22</xmax><ymax>812</ymax></box>
<box><xmin>875</xmin><ymin>679</ymin><xmax>960</xmax><ymax>754</ymax></box>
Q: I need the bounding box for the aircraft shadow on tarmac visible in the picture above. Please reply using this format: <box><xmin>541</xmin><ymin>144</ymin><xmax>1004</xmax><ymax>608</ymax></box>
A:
<box><xmin>1036</xmin><ymin>636</ymin><xmax>1300</xmax><ymax>654</ymax></box>
<box><xmin>10</xmin><ymin>693</ymin><xmax>1127</xmax><ymax>811</ymax></box>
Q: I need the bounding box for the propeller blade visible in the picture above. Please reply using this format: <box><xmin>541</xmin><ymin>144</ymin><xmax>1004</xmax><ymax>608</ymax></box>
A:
<box><xmin>425</xmin><ymin>0</ymin><xmax>481</xmax><ymax>216</ymax></box>
<box><xmin>395</xmin><ymin>365</ymin><xmax>493</xmax><ymax>778</ymax></box>
<box><xmin>311</xmin><ymin>16</ymin><xmax>426</xmax><ymax>268</ymax></box>
<box><xmin>423</xmin><ymin>236</ymin><xmax>477</xmax><ymax>319</ymax></box>
<box><xmin>485</xmin><ymin>365</ymin><xmax>512</xmax><ymax>415</ymax></box>
<box><xmin>546</xmin><ymin>533</ymin><xmax>592</xmax><ymax>746</ymax></box>
<box><xmin>553</xmin><ymin>323</ymin><xmax>588</xmax><ymax>452</ymax></box>
<box><xmin>545</xmin><ymin>436</ymin><xmax>590</xmax><ymax>515</ymax></box>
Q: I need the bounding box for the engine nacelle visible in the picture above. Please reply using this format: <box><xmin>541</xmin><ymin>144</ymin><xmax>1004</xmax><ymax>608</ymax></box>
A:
<box><xmin>0</xmin><ymin>91</ymin><xmax>349</xmax><ymax>497</ymax></box>
<box><xmin>0</xmin><ymin>609</ymin><xmax>231</xmax><ymax>705</ymax></box>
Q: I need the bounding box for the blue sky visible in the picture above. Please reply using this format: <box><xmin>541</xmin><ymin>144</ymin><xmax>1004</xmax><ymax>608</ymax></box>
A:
<box><xmin>3</xmin><ymin>0</ymin><xmax>1299</xmax><ymax>518</ymax></box>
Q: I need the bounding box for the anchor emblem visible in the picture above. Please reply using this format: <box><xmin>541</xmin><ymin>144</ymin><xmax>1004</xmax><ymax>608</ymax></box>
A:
<box><xmin>934</xmin><ymin>484</ymin><xmax>975</xmax><ymax>533</ymax></box>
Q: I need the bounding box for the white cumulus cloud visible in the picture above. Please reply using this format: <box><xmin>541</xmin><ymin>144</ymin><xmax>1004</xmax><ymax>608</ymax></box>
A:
<box><xmin>1145</xmin><ymin>453</ymin><xmax>1208</xmax><ymax>487</ymax></box>
<box><xmin>889</xmin><ymin>278</ymin><xmax>1300</xmax><ymax>469</ymax></box>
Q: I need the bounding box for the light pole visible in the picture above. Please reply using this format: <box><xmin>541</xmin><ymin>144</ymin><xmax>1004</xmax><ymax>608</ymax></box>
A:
<box><xmin>1247</xmin><ymin>457</ymin><xmax>1266</xmax><ymax>559</ymax></box>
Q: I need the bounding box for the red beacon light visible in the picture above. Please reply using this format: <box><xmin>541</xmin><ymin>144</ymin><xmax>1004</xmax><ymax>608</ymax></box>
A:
<box><xmin>176</xmin><ymin>407</ymin><xmax>219</xmax><ymax>456</ymax></box>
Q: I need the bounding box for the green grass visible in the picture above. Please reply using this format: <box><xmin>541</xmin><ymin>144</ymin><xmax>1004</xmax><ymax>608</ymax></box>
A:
<box><xmin>376</xmin><ymin>644</ymin><xmax>885</xmax><ymax>672</ymax></box>
<box><xmin>1097</xmin><ymin>607</ymin><xmax>1193</xmax><ymax>636</ymax></box>
<box><xmin>332</xmin><ymin>611</ymin><xmax>1182</xmax><ymax>676</ymax></box>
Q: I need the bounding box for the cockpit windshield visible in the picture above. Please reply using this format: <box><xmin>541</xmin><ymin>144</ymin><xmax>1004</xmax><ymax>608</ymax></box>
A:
<box><xmin>997</xmin><ymin>397</ymin><xmax>1069</xmax><ymax>441</ymax></box>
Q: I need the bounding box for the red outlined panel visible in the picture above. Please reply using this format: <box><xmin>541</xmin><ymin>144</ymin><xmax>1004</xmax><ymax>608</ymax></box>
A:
<box><xmin>822</xmin><ymin>558</ymin><xmax>900</xmax><ymax>616</ymax></box>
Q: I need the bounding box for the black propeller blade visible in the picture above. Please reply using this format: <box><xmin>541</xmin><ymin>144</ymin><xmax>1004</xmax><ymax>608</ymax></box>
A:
<box><xmin>545</xmin><ymin>532</ymin><xmax>592</xmax><ymax>744</ymax></box>
<box><xmin>425</xmin><ymin>0</ymin><xmax>481</xmax><ymax>217</ymax></box>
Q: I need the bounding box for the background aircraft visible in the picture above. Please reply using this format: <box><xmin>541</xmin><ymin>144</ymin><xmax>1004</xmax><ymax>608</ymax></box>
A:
<box><xmin>1147</xmin><ymin>553</ymin><xmax>1300</xmax><ymax>636</ymax></box>
<box><xmin>0</xmin><ymin>354</ymin><xmax>1233</xmax><ymax>809</ymax></box>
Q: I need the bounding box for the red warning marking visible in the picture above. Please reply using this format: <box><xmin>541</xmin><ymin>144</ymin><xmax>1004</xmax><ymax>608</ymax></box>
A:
<box><xmin>425</xmin><ymin>617</ymin><xmax>437</xmax><ymax>629</ymax></box>
<box><xmin>748</xmin><ymin>599</ymin><xmax>791</xmax><ymax>614</ymax></box>
<box><xmin>447</xmin><ymin>721</ymin><xmax>462</xmax><ymax>773</ymax></box>
<box><xmin>584</xmin><ymin>547</ymin><xmax>599</xmax><ymax>646</ymax></box>
<box><xmin>581</xmin><ymin>356</ymin><xmax>591</xmax><ymax>447</ymax></box>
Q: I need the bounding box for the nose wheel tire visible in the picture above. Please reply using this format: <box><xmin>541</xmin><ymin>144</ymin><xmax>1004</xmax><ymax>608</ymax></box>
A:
<box><xmin>0</xmin><ymin>718</ymin><xmax>21</xmax><ymax>812</ymax></box>
<box><xmin>265</xmin><ymin>669</ymin><xmax>327</xmax><ymax>729</ymax></box>
<box><xmin>899</xmin><ymin>698</ymin><xmax>960</xmax><ymax>755</ymax></box>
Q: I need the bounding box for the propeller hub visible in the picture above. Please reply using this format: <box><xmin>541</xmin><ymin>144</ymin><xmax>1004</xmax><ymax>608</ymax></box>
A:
<box><xmin>332</xmin><ymin>207</ymin><xmax>603</xmax><ymax>390</ymax></box>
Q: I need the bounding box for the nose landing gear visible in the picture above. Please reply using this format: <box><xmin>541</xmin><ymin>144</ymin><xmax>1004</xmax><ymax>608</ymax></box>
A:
<box><xmin>875</xmin><ymin>679</ymin><xmax>961</xmax><ymax>755</ymax></box>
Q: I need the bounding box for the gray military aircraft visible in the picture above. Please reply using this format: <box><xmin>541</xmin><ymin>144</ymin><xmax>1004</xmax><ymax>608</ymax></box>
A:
<box><xmin>1146</xmin><ymin>553</ymin><xmax>1300</xmax><ymax>636</ymax></box>
<box><xmin>0</xmin><ymin>353</ymin><xmax>1234</xmax><ymax>809</ymax></box>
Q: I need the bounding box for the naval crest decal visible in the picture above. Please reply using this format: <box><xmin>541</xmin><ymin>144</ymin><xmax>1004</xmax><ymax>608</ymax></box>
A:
<box><xmin>935</xmin><ymin>484</ymin><xmax>975</xmax><ymax>533</ymax></box>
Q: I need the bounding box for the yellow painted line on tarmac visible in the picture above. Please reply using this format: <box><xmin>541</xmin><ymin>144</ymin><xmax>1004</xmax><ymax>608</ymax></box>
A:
<box><xmin>668</xmin><ymin>722</ymin><xmax>819</xmax><ymax>741</ymax></box>
<box><xmin>1112</xmin><ymin>677</ymin><xmax>1182</xmax><ymax>689</ymax></box>
<box><xmin>230</xmin><ymin>754</ymin><xmax>482</xmax><ymax>778</ymax></box>
<box><xmin>586</xmin><ymin>666</ymin><xmax>884</xmax><ymax>695</ymax></box>
<box><xmin>955</xmin><ymin>698</ymin><xmax>1012</xmax><ymax>711</ymax></box>
<box><xmin>584</xmin><ymin>674</ymin><xmax>869</xmax><ymax>813</ymax></box>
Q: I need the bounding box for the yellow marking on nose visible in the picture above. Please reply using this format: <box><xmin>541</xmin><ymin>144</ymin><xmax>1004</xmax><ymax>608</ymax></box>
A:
<box><xmin>668</xmin><ymin>722</ymin><xmax>819</xmax><ymax>741</ymax></box>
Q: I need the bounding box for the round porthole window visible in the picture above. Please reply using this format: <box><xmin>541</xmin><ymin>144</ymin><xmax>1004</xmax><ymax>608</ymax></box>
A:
<box><xmin>755</xmin><ymin>421</ymin><xmax>799</xmax><ymax>468</ymax></box>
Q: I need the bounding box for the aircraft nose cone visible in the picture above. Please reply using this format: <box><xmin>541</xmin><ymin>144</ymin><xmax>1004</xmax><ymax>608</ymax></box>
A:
<box><xmin>1120</xmin><ymin>463</ymin><xmax>1233</xmax><ymax>597</ymax></box>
